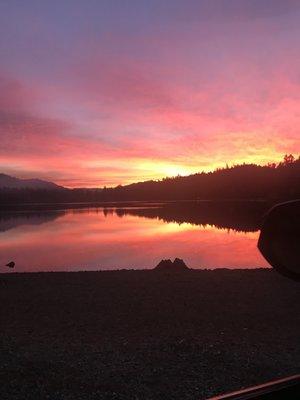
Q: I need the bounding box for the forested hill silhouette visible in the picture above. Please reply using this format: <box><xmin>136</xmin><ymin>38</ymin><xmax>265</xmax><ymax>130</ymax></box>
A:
<box><xmin>100</xmin><ymin>155</ymin><xmax>300</xmax><ymax>202</ymax></box>
<box><xmin>0</xmin><ymin>155</ymin><xmax>299</xmax><ymax>205</ymax></box>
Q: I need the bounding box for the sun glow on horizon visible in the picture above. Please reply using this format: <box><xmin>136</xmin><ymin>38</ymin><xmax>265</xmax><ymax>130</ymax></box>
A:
<box><xmin>58</xmin><ymin>152</ymin><xmax>290</xmax><ymax>188</ymax></box>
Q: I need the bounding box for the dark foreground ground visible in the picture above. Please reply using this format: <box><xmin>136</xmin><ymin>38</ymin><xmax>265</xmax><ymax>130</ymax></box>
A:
<box><xmin>0</xmin><ymin>269</ymin><xmax>299</xmax><ymax>400</ymax></box>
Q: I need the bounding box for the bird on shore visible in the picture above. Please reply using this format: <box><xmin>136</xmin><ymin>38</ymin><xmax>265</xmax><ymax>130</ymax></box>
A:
<box><xmin>6</xmin><ymin>261</ymin><xmax>15</xmax><ymax>269</ymax></box>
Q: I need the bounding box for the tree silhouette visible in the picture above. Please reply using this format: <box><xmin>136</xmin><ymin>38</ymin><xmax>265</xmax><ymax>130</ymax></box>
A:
<box><xmin>283</xmin><ymin>154</ymin><xmax>295</xmax><ymax>165</ymax></box>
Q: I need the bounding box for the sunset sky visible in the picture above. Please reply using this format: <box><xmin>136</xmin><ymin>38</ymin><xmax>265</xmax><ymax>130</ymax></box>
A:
<box><xmin>0</xmin><ymin>0</ymin><xmax>299</xmax><ymax>188</ymax></box>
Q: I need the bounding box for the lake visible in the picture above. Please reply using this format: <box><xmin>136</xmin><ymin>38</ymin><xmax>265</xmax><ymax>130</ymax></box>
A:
<box><xmin>0</xmin><ymin>202</ymin><xmax>270</xmax><ymax>272</ymax></box>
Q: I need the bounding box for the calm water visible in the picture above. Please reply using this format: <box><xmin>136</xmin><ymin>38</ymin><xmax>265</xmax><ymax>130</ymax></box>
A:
<box><xmin>0</xmin><ymin>203</ymin><xmax>269</xmax><ymax>272</ymax></box>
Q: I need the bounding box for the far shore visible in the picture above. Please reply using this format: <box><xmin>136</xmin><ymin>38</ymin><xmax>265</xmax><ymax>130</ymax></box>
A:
<box><xmin>0</xmin><ymin>198</ymin><xmax>273</xmax><ymax>212</ymax></box>
<box><xmin>1</xmin><ymin>268</ymin><xmax>299</xmax><ymax>400</ymax></box>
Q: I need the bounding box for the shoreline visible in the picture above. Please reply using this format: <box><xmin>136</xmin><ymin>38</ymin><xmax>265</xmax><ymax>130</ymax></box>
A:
<box><xmin>1</xmin><ymin>269</ymin><xmax>299</xmax><ymax>399</ymax></box>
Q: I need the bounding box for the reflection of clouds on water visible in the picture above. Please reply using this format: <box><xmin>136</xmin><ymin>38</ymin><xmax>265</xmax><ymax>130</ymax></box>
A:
<box><xmin>0</xmin><ymin>204</ymin><xmax>269</xmax><ymax>273</ymax></box>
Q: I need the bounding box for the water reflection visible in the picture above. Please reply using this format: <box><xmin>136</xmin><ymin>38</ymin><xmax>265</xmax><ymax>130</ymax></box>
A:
<box><xmin>0</xmin><ymin>211</ymin><xmax>65</xmax><ymax>232</ymax></box>
<box><xmin>0</xmin><ymin>203</ymin><xmax>269</xmax><ymax>272</ymax></box>
<box><xmin>108</xmin><ymin>201</ymin><xmax>269</xmax><ymax>232</ymax></box>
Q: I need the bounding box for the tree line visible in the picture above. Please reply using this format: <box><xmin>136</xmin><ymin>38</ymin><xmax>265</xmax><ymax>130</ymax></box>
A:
<box><xmin>0</xmin><ymin>155</ymin><xmax>299</xmax><ymax>205</ymax></box>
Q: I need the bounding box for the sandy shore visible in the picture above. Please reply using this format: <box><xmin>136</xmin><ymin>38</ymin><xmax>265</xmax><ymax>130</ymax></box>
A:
<box><xmin>0</xmin><ymin>269</ymin><xmax>299</xmax><ymax>399</ymax></box>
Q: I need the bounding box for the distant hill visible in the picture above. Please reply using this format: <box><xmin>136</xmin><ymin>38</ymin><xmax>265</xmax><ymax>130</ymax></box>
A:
<box><xmin>0</xmin><ymin>173</ymin><xmax>62</xmax><ymax>190</ymax></box>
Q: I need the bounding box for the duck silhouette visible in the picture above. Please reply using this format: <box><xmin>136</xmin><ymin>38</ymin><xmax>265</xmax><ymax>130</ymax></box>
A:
<box><xmin>6</xmin><ymin>261</ymin><xmax>15</xmax><ymax>269</ymax></box>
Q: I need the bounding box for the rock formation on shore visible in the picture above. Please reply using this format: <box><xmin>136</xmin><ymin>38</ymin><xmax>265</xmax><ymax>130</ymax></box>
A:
<box><xmin>154</xmin><ymin>258</ymin><xmax>189</xmax><ymax>271</ymax></box>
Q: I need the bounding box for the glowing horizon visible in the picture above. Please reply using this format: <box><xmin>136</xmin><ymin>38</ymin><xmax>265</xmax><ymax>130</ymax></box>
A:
<box><xmin>1</xmin><ymin>1</ymin><xmax>299</xmax><ymax>188</ymax></box>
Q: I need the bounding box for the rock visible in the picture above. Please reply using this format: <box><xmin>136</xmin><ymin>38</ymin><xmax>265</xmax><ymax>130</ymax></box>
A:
<box><xmin>154</xmin><ymin>259</ymin><xmax>173</xmax><ymax>270</ymax></box>
<box><xmin>172</xmin><ymin>258</ymin><xmax>189</xmax><ymax>270</ymax></box>
<box><xmin>154</xmin><ymin>258</ymin><xmax>189</xmax><ymax>271</ymax></box>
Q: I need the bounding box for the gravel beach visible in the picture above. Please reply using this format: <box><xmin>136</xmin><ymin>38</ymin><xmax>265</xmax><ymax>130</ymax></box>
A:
<box><xmin>0</xmin><ymin>269</ymin><xmax>299</xmax><ymax>399</ymax></box>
